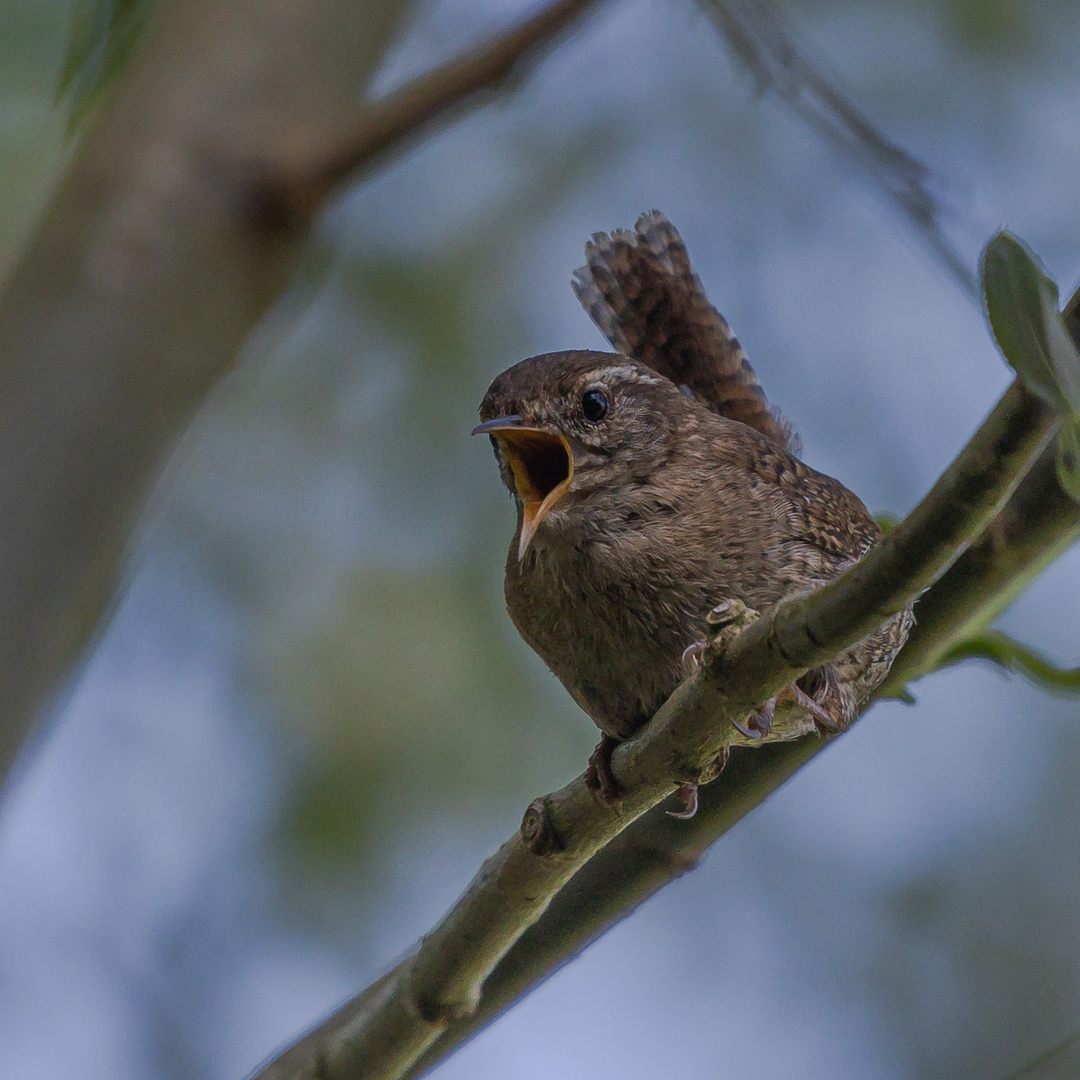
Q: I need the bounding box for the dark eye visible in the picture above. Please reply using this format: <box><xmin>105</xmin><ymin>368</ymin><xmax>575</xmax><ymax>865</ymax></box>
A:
<box><xmin>581</xmin><ymin>388</ymin><xmax>609</xmax><ymax>423</ymax></box>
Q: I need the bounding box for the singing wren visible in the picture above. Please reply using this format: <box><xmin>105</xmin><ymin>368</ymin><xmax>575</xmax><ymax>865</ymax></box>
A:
<box><xmin>475</xmin><ymin>212</ymin><xmax>912</xmax><ymax>813</ymax></box>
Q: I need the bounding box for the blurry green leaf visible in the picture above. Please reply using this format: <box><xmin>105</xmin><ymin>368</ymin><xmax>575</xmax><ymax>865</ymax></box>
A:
<box><xmin>947</xmin><ymin>0</ymin><xmax>1028</xmax><ymax>57</ymax></box>
<box><xmin>938</xmin><ymin>628</ymin><xmax>1080</xmax><ymax>696</ymax></box>
<box><xmin>981</xmin><ymin>231</ymin><xmax>1080</xmax><ymax>414</ymax></box>
<box><xmin>280</xmin><ymin>748</ymin><xmax>383</xmax><ymax>864</ymax></box>
<box><xmin>260</xmin><ymin>567</ymin><xmax>587</xmax><ymax>874</ymax></box>
<box><xmin>56</xmin><ymin>0</ymin><xmax>154</xmax><ymax>133</ymax></box>
<box><xmin>982</xmin><ymin>232</ymin><xmax>1080</xmax><ymax>505</ymax></box>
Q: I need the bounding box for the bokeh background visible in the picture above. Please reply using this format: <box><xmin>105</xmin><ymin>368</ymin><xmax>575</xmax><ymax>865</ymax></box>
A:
<box><xmin>3</xmin><ymin>0</ymin><xmax>1080</xmax><ymax>1076</ymax></box>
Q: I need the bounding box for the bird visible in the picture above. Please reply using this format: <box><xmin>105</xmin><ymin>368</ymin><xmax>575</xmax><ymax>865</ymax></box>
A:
<box><xmin>473</xmin><ymin>211</ymin><xmax>912</xmax><ymax>816</ymax></box>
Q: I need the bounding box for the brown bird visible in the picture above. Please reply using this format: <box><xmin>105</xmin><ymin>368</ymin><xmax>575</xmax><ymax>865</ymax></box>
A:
<box><xmin>474</xmin><ymin>212</ymin><xmax>912</xmax><ymax>815</ymax></box>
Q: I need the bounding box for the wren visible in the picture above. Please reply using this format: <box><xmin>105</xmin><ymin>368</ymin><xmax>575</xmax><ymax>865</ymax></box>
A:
<box><xmin>474</xmin><ymin>212</ymin><xmax>912</xmax><ymax>814</ymax></box>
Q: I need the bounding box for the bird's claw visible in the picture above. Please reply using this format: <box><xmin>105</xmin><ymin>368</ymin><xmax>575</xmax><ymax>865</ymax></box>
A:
<box><xmin>680</xmin><ymin>639</ymin><xmax>707</xmax><ymax>673</ymax></box>
<box><xmin>736</xmin><ymin>696</ymin><xmax>775</xmax><ymax>739</ymax></box>
<box><xmin>780</xmin><ymin>681</ymin><xmax>838</xmax><ymax>731</ymax></box>
<box><xmin>737</xmin><ymin>679</ymin><xmax>846</xmax><ymax>741</ymax></box>
<box><xmin>666</xmin><ymin>747</ymin><xmax>729</xmax><ymax>819</ymax></box>
<box><xmin>667</xmin><ymin>782</ymin><xmax>699</xmax><ymax>819</ymax></box>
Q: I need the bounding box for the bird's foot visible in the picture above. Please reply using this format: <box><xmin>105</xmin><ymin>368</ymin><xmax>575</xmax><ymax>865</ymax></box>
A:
<box><xmin>783</xmin><ymin>680</ymin><xmax>840</xmax><ymax>731</ymax></box>
<box><xmin>681</xmin><ymin>599</ymin><xmax>761</xmax><ymax>677</ymax></box>
<box><xmin>739</xmin><ymin>697</ymin><xmax>774</xmax><ymax>739</ymax></box>
<box><xmin>683</xmin><ymin>600</ymin><xmax>771</xmax><ymax>739</ymax></box>
<box><xmin>666</xmin><ymin>746</ymin><xmax>730</xmax><ymax>820</ymax></box>
<box><xmin>796</xmin><ymin>668</ymin><xmax>851</xmax><ymax>735</ymax></box>
<box><xmin>746</xmin><ymin>674</ymin><xmax>850</xmax><ymax>739</ymax></box>
<box><xmin>585</xmin><ymin>734</ymin><xmax>623</xmax><ymax>810</ymax></box>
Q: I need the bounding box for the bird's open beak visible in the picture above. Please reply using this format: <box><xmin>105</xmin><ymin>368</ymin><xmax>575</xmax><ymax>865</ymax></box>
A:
<box><xmin>472</xmin><ymin>416</ymin><xmax>574</xmax><ymax>560</ymax></box>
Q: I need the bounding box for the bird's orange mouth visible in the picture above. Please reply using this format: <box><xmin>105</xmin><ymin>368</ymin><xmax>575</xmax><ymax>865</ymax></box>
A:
<box><xmin>472</xmin><ymin>417</ymin><xmax>573</xmax><ymax>560</ymax></box>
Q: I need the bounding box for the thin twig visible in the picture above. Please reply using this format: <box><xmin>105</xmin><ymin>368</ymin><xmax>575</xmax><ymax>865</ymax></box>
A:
<box><xmin>700</xmin><ymin>0</ymin><xmax>979</xmax><ymax>298</ymax></box>
<box><xmin>995</xmin><ymin>1021</ymin><xmax>1080</xmax><ymax>1080</ymax></box>
<box><xmin>250</xmin><ymin>376</ymin><xmax>1052</xmax><ymax>1080</ymax></box>
<box><xmin>252</xmin><ymin>0</ymin><xmax>605</xmax><ymax>230</ymax></box>
<box><xmin>937</xmin><ymin>629</ymin><xmax>1080</xmax><ymax>693</ymax></box>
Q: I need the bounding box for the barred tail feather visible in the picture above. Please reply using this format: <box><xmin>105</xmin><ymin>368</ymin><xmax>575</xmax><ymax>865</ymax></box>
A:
<box><xmin>572</xmin><ymin>210</ymin><xmax>798</xmax><ymax>452</ymax></box>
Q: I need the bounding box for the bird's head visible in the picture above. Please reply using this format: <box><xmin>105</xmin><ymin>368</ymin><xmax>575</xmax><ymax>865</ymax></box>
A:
<box><xmin>474</xmin><ymin>350</ymin><xmax>689</xmax><ymax>560</ymax></box>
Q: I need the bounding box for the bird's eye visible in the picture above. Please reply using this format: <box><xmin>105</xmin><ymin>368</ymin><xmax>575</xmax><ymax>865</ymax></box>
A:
<box><xmin>581</xmin><ymin>388</ymin><xmax>609</xmax><ymax>423</ymax></box>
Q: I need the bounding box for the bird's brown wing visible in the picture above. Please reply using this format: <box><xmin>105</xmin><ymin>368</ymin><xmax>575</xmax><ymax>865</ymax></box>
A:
<box><xmin>572</xmin><ymin>210</ymin><xmax>798</xmax><ymax>452</ymax></box>
<box><xmin>746</xmin><ymin>435</ymin><xmax>880</xmax><ymax>561</ymax></box>
<box><xmin>741</xmin><ymin>430</ymin><xmax>905</xmax><ymax>726</ymax></box>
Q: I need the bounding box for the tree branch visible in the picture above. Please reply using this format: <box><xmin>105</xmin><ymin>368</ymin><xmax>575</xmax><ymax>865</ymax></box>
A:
<box><xmin>253</xmin><ymin>0</ymin><xmax>606</xmax><ymax>230</ymax></box>
<box><xmin>249</xmin><ymin>375</ymin><xmax>1052</xmax><ymax>1080</ymax></box>
<box><xmin>878</xmin><ymin>443</ymin><xmax>1080</xmax><ymax>693</ymax></box>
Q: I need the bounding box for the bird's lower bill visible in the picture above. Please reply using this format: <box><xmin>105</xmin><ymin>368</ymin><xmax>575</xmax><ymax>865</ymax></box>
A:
<box><xmin>492</xmin><ymin>428</ymin><xmax>573</xmax><ymax>560</ymax></box>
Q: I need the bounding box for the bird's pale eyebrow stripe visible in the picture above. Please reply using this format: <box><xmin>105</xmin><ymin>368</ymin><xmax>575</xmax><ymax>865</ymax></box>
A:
<box><xmin>597</xmin><ymin>365</ymin><xmax>663</xmax><ymax>384</ymax></box>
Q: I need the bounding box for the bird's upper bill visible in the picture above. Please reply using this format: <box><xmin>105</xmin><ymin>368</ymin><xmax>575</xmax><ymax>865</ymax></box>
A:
<box><xmin>472</xmin><ymin>416</ymin><xmax>573</xmax><ymax>560</ymax></box>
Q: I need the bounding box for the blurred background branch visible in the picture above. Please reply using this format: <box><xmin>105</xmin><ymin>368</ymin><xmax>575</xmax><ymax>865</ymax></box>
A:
<box><xmin>255</xmin><ymin>0</ymin><xmax>604</xmax><ymax>230</ymax></box>
<box><xmin>0</xmin><ymin>0</ymin><xmax>405</xmax><ymax>786</ymax></box>
<box><xmin>701</xmin><ymin>0</ymin><xmax>979</xmax><ymax>298</ymax></box>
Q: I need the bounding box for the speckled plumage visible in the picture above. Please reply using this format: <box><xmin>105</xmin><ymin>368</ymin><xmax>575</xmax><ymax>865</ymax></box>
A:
<box><xmin>477</xmin><ymin>213</ymin><xmax>912</xmax><ymax>758</ymax></box>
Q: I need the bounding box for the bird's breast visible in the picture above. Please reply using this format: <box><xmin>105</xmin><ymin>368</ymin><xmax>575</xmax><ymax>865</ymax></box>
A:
<box><xmin>503</xmin><ymin>523</ymin><xmax>716</xmax><ymax>739</ymax></box>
